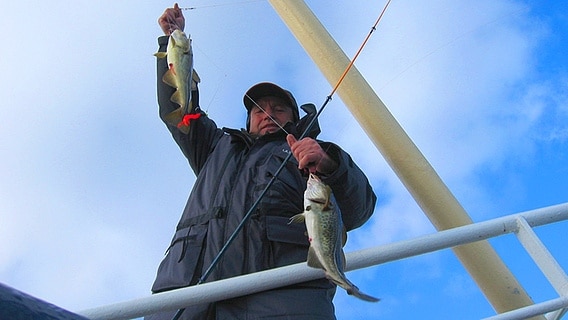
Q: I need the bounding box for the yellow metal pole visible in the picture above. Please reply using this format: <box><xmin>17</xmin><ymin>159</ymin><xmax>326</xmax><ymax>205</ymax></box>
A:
<box><xmin>267</xmin><ymin>0</ymin><xmax>539</xmax><ymax>316</ymax></box>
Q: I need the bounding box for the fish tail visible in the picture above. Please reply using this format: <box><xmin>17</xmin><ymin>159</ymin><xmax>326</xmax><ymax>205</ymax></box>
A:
<box><xmin>347</xmin><ymin>285</ymin><xmax>380</xmax><ymax>302</ymax></box>
<box><xmin>332</xmin><ymin>274</ymin><xmax>380</xmax><ymax>302</ymax></box>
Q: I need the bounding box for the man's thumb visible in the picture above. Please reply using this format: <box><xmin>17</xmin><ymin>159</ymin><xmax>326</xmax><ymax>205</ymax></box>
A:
<box><xmin>286</xmin><ymin>134</ymin><xmax>297</xmax><ymax>147</ymax></box>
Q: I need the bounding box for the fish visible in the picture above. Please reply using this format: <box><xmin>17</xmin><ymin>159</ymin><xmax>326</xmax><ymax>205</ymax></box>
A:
<box><xmin>154</xmin><ymin>29</ymin><xmax>201</xmax><ymax>134</ymax></box>
<box><xmin>289</xmin><ymin>173</ymin><xmax>380</xmax><ymax>302</ymax></box>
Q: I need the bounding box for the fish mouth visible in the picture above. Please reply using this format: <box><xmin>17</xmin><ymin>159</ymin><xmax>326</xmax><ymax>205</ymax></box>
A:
<box><xmin>308</xmin><ymin>173</ymin><xmax>322</xmax><ymax>182</ymax></box>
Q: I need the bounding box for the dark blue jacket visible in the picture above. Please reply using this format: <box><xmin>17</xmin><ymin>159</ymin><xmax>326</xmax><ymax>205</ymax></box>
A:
<box><xmin>148</xmin><ymin>36</ymin><xmax>377</xmax><ymax>320</ymax></box>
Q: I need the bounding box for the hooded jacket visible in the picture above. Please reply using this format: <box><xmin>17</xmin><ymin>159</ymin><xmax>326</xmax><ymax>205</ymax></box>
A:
<box><xmin>147</xmin><ymin>36</ymin><xmax>377</xmax><ymax>320</ymax></box>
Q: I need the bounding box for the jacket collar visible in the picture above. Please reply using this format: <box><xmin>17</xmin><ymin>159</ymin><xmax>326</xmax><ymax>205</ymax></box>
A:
<box><xmin>222</xmin><ymin>127</ymin><xmax>287</xmax><ymax>149</ymax></box>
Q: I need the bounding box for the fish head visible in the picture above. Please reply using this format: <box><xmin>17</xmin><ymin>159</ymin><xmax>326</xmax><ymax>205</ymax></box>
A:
<box><xmin>305</xmin><ymin>173</ymin><xmax>332</xmax><ymax>209</ymax></box>
<box><xmin>169</xmin><ymin>29</ymin><xmax>191</xmax><ymax>52</ymax></box>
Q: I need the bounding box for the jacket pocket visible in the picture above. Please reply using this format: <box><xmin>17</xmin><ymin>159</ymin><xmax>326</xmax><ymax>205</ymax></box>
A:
<box><xmin>151</xmin><ymin>223</ymin><xmax>208</xmax><ymax>293</ymax></box>
<box><xmin>266</xmin><ymin>215</ymin><xmax>309</xmax><ymax>268</ymax></box>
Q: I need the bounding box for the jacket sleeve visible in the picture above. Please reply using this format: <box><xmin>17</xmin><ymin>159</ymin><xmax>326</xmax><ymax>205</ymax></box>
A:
<box><xmin>319</xmin><ymin>142</ymin><xmax>377</xmax><ymax>231</ymax></box>
<box><xmin>156</xmin><ymin>36</ymin><xmax>222</xmax><ymax>175</ymax></box>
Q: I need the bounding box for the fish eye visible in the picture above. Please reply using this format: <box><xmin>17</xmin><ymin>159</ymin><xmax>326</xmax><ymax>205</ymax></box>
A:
<box><xmin>306</xmin><ymin>205</ymin><xmax>311</xmax><ymax>211</ymax></box>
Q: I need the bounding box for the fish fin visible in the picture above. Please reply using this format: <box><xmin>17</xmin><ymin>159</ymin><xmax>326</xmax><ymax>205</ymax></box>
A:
<box><xmin>190</xmin><ymin>70</ymin><xmax>200</xmax><ymax>91</ymax></box>
<box><xmin>307</xmin><ymin>247</ymin><xmax>323</xmax><ymax>269</ymax></box>
<box><xmin>154</xmin><ymin>52</ymin><xmax>167</xmax><ymax>59</ymax></box>
<box><xmin>192</xmin><ymin>69</ymin><xmax>201</xmax><ymax>84</ymax></box>
<box><xmin>162</xmin><ymin>69</ymin><xmax>177</xmax><ymax>88</ymax></box>
<box><xmin>164</xmin><ymin>107</ymin><xmax>184</xmax><ymax>128</ymax></box>
<box><xmin>288</xmin><ymin>213</ymin><xmax>305</xmax><ymax>224</ymax></box>
<box><xmin>170</xmin><ymin>90</ymin><xmax>184</xmax><ymax>107</ymax></box>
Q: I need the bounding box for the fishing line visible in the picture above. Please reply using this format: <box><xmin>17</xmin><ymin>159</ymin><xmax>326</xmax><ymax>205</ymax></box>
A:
<box><xmin>181</xmin><ymin>0</ymin><xmax>264</xmax><ymax>11</ymax></box>
<box><xmin>171</xmin><ymin>1</ymin><xmax>392</xmax><ymax>318</ymax></box>
<box><xmin>192</xmin><ymin>43</ymin><xmax>228</xmax><ymax>115</ymax></box>
<box><xmin>378</xmin><ymin>5</ymin><xmax>526</xmax><ymax>91</ymax></box>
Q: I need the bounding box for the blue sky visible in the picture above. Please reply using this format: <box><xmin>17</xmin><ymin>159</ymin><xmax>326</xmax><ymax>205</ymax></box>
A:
<box><xmin>1</xmin><ymin>0</ymin><xmax>567</xmax><ymax>319</ymax></box>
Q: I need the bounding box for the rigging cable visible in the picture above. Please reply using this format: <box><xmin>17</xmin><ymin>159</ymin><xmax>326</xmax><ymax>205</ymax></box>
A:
<box><xmin>171</xmin><ymin>1</ymin><xmax>392</xmax><ymax>319</ymax></box>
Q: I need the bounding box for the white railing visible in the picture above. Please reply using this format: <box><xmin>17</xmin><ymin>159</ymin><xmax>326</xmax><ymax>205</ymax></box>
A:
<box><xmin>77</xmin><ymin>202</ymin><xmax>568</xmax><ymax>320</ymax></box>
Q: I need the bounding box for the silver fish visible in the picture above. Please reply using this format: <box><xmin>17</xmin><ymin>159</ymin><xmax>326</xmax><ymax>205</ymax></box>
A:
<box><xmin>290</xmin><ymin>173</ymin><xmax>379</xmax><ymax>302</ymax></box>
<box><xmin>154</xmin><ymin>29</ymin><xmax>201</xmax><ymax>134</ymax></box>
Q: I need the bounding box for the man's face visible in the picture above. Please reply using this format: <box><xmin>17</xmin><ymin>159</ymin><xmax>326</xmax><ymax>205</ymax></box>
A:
<box><xmin>248</xmin><ymin>96</ymin><xmax>294</xmax><ymax>136</ymax></box>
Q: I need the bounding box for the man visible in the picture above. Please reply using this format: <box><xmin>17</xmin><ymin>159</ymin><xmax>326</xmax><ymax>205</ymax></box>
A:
<box><xmin>148</xmin><ymin>4</ymin><xmax>377</xmax><ymax>320</ymax></box>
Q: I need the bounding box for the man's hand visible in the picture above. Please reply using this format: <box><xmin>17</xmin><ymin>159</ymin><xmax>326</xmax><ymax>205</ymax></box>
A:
<box><xmin>158</xmin><ymin>3</ymin><xmax>185</xmax><ymax>36</ymax></box>
<box><xmin>286</xmin><ymin>134</ymin><xmax>338</xmax><ymax>174</ymax></box>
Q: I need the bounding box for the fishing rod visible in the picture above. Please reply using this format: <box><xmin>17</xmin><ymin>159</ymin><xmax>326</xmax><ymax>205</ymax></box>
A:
<box><xmin>171</xmin><ymin>1</ymin><xmax>392</xmax><ymax>318</ymax></box>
